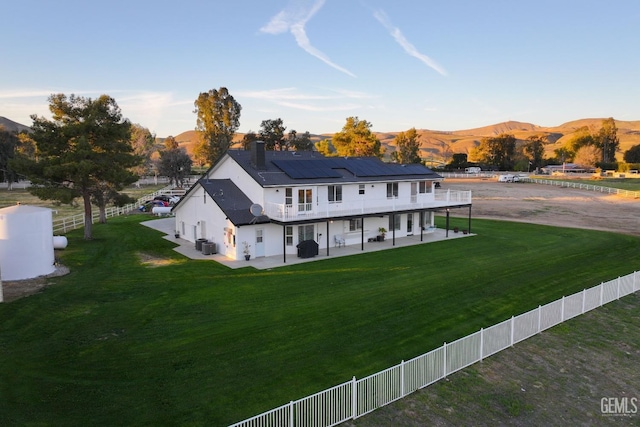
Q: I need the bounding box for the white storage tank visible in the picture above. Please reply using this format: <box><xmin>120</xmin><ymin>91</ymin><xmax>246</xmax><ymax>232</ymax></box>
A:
<box><xmin>0</xmin><ymin>205</ymin><xmax>55</xmax><ymax>281</ymax></box>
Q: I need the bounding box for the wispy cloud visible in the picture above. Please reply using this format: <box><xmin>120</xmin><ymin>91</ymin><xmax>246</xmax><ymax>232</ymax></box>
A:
<box><xmin>260</xmin><ymin>0</ymin><xmax>356</xmax><ymax>77</ymax></box>
<box><xmin>373</xmin><ymin>9</ymin><xmax>447</xmax><ymax>77</ymax></box>
<box><xmin>239</xmin><ymin>87</ymin><xmax>374</xmax><ymax>112</ymax></box>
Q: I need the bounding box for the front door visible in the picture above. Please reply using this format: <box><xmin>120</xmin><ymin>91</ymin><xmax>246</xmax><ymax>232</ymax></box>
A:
<box><xmin>407</xmin><ymin>213</ymin><xmax>413</xmax><ymax>234</ymax></box>
<box><xmin>255</xmin><ymin>228</ymin><xmax>265</xmax><ymax>257</ymax></box>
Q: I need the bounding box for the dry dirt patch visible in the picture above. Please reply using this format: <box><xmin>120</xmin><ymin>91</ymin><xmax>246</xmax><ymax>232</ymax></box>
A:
<box><xmin>137</xmin><ymin>251</ymin><xmax>180</xmax><ymax>268</ymax></box>
<box><xmin>445</xmin><ymin>178</ymin><xmax>640</xmax><ymax>236</ymax></box>
<box><xmin>1</xmin><ymin>265</ymin><xmax>69</xmax><ymax>303</ymax></box>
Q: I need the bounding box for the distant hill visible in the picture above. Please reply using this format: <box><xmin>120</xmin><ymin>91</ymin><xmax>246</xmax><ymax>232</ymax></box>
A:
<box><xmin>0</xmin><ymin>116</ymin><xmax>31</xmax><ymax>133</ymax></box>
<box><xmin>168</xmin><ymin>118</ymin><xmax>640</xmax><ymax>164</ymax></box>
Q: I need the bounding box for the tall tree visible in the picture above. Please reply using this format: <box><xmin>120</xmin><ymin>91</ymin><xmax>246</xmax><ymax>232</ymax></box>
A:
<box><xmin>241</xmin><ymin>131</ymin><xmax>259</xmax><ymax>150</ymax></box>
<box><xmin>471</xmin><ymin>133</ymin><xmax>516</xmax><ymax>170</ymax></box>
<box><xmin>130</xmin><ymin>123</ymin><xmax>156</xmax><ymax>177</ymax></box>
<box><xmin>193</xmin><ymin>134</ymin><xmax>210</xmax><ymax>167</ymax></box>
<box><xmin>523</xmin><ymin>135</ymin><xmax>546</xmax><ymax>170</ymax></box>
<box><xmin>10</xmin><ymin>94</ymin><xmax>138</xmax><ymax>239</ymax></box>
<box><xmin>392</xmin><ymin>128</ymin><xmax>422</xmax><ymax>164</ymax></box>
<box><xmin>287</xmin><ymin>129</ymin><xmax>314</xmax><ymax>151</ymax></box>
<box><xmin>573</xmin><ymin>145</ymin><xmax>601</xmax><ymax>168</ymax></box>
<box><xmin>332</xmin><ymin>117</ymin><xmax>383</xmax><ymax>158</ymax></box>
<box><xmin>158</xmin><ymin>148</ymin><xmax>192</xmax><ymax>187</ymax></box>
<box><xmin>259</xmin><ymin>118</ymin><xmax>287</xmax><ymax>151</ymax></box>
<box><xmin>623</xmin><ymin>145</ymin><xmax>640</xmax><ymax>163</ymax></box>
<box><xmin>194</xmin><ymin>87</ymin><xmax>241</xmax><ymax>165</ymax></box>
<box><xmin>315</xmin><ymin>139</ymin><xmax>335</xmax><ymax>156</ymax></box>
<box><xmin>448</xmin><ymin>153</ymin><xmax>468</xmax><ymax>170</ymax></box>
<box><xmin>0</xmin><ymin>127</ymin><xmax>19</xmax><ymax>187</ymax></box>
<box><xmin>163</xmin><ymin>135</ymin><xmax>179</xmax><ymax>150</ymax></box>
<box><xmin>595</xmin><ymin>117</ymin><xmax>619</xmax><ymax>163</ymax></box>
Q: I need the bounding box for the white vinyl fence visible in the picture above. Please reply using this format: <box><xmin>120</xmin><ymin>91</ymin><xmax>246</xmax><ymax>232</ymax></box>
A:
<box><xmin>230</xmin><ymin>271</ymin><xmax>639</xmax><ymax>427</ymax></box>
<box><xmin>521</xmin><ymin>178</ymin><xmax>640</xmax><ymax>199</ymax></box>
<box><xmin>52</xmin><ymin>185</ymin><xmax>183</xmax><ymax>234</ymax></box>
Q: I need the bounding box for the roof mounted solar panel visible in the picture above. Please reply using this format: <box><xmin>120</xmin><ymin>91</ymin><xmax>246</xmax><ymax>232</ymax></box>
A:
<box><xmin>272</xmin><ymin>159</ymin><xmax>342</xmax><ymax>179</ymax></box>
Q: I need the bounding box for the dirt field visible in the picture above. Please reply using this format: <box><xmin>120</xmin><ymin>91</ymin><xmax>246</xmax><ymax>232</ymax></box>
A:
<box><xmin>444</xmin><ymin>178</ymin><xmax>640</xmax><ymax>236</ymax></box>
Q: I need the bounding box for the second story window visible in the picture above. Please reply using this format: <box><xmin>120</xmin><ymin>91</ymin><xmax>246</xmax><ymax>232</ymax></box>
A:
<box><xmin>285</xmin><ymin>188</ymin><xmax>293</xmax><ymax>206</ymax></box>
<box><xmin>419</xmin><ymin>181</ymin><xmax>432</xmax><ymax>193</ymax></box>
<box><xmin>328</xmin><ymin>185</ymin><xmax>342</xmax><ymax>203</ymax></box>
<box><xmin>359</xmin><ymin>184</ymin><xmax>365</xmax><ymax>195</ymax></box>
<box><xmin>386</xmin><ymin>182</ymin><xmax>398</xmax><ymax>198</ymax></box>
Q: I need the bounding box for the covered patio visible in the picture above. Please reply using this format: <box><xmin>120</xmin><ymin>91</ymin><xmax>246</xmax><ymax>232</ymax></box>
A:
<box><xmin>142</xmin><ymin>217</ymin><xmax>474</xmax><ymax>270</ymax></box>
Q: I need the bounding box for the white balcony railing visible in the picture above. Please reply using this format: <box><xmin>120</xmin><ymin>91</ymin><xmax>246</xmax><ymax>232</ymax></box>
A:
<box><xmin>264</xmin><ymin>189</ymin><xmax>471</xmax><ymax>222</ymax></box>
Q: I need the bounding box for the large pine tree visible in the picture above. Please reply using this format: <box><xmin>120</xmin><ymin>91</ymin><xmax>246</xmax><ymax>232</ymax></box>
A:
<box><xmin>12</xmin><ymin>94</ymin><xmax>140</xmax><ymax>239</ymax></box>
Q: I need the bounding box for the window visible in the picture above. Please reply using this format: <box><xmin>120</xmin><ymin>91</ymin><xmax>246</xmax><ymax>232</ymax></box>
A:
<box><xmin>328</xmin><ymin>185</ymin><xmax>342</xmax><ymax>203</ymax></box>
<box><xmin>359</xmin><ymin>184</ymin><xmax>365</xmax><ymax>195</ymax></box>
<box><xmin>349</xmin><ymin>218</ymin><xmax>362</xmax><ymax>231</ymax></box>
<box><xmin>386</xmin><ymin>182</ymin><xmax>398</xmax><ymax>198</ymax></box>
<box><xmin>298</xmin><ymin>188</ymin><xmax>313</xmax><ymax>212</ymax></box>
<box><xmin>419</xmin><ymin>181</ymin><xmax>432</xmax><ymax>193</ymax></box>
<box><xmin>389</xmin><ymin>214</ymin><xmax>401</xmax><ymax>231</ymax></box>
<box><xmin>285</xmin><ymin>226</ymin><xmax>293</xmax><ymax>246</ymax></box>
<box><xmin>285</xmin><ymin>188</ymin><xmax>293</xmax><ymax>206</ymax></box>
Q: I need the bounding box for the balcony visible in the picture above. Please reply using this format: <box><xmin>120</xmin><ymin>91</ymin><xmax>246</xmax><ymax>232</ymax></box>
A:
<box><xmin>264</xmin><ymin>189</ymin><xmax>471</xmax><ymax>222</ymax></box>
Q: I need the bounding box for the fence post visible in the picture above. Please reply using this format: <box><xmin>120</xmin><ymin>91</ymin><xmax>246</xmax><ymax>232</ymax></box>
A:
<box><xmin>537</xmin><ymin>305</ymin><xmax>542</xmax><ymax>333</ymax></box>
<box><xmin>510</xmin><ymin>316</ymin><xmax>514</xmax><ymax>346</ymax></box>
<box><xmin>635</xmin><ymin>271</ymin><xmax>638</xmax><ymax>292</ymax></box>
<box><xmin>479</xmin><ymin>328</ymin><xmax>484</xmax><ymax>362</ymax></box>
<box><xmin>352</xmin><ymin>376</ymin><xmax>357</xmax><ymax>420</ymax></box>
<box><xmin>600</xmin><ymin>283</ymin><xmax>604</xmax><ymax>306</ymax></box>
<box><xmin>443</xmin><ymin>342</ymin><xmax>447</xmax><ymax>378</ymax></box>
<box><xmin>400</xmin><ymin>360</ymin><xmax>405</xmax><ymax>397</ymax></box>
<box><xmin>617</xmin><ymin>277</ymin><xmax>621</xmax><ymax>299</ymax></box>
<box><xmin>289</xmin><ymin>400</ymin><xmax>294</xmax><ymax>427</ymax></box>
<box><xmin>561</xmin><ymin>296</ymin><xmax>565</xmax><ymax>321</ymax></box>
<box><xmin>582</xmin><ymin>289</ymin><xmax>586</xmax><ymax>314</ymax></box>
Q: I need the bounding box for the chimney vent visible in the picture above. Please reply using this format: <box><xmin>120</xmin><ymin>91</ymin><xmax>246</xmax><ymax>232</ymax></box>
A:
<box><xmin>251</xmin><ymin>141</ymin><xmax>266</xmax><ymax>170</ymax></box>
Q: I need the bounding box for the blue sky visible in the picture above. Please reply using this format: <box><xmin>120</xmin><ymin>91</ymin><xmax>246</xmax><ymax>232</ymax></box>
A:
<box><xmin>1</xmin><ymin>0</ymin><xmax>639</xmax><ymax>138</ymax></box>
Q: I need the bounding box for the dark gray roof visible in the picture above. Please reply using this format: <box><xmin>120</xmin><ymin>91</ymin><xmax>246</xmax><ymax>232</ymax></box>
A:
<box><xmin>200</xmin><ymin>179</ymin><xmax>270</xmax><ymax>226</ymax></box>
<box><xmin>225</xmin><ymin>150</ymin><xmax>441</xmax><ymax>187</ymax></box>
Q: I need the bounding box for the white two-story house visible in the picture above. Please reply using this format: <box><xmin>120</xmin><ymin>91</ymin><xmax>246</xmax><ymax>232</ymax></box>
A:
<box><xmin>172</xmin><ymin>142</ymin><xmax>472</xmax><ymax>262</ymax></box>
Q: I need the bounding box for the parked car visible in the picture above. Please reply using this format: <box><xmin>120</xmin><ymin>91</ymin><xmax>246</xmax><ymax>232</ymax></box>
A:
<box><xmin>139</xmin><ymin>200</ymin><xmax>168</xmax><ymax>212</ymax></box>
<box><xmin>153</xmin><ymin>195</ymin><xmax>181</xmax><ymax>205</ymax></box>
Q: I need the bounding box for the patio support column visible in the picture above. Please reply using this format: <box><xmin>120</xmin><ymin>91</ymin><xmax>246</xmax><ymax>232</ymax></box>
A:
<box><xmin>420</xmin><ymin>211</ymin><xmax>424</xmax><ymax>242</ymax></box>
<box><xmin>468</xmin><ymin>205</ymin><xmax>472</xmax><ymax>233</ymax></box>
<box><xmin>283</xmin><ymin>225</ymin><xmax>287</xmax><ymax>263</ymax></box>
<box><xmin>361</xmin><ymin>216</ymin><xmax>364</xmax><ymax>251</ymax></box>
<box><xmin>327</xmin><ymin>220</ymin><xmax>330</xmax><ymax>256</ymax></box>
<box><xmin>446</xmin><ymin>209</ymin><xmax>450</xmax><ymax>238</ymax></box>
<box><xmin>392</xmin><ymin>213</ymin><xmax>396</xmax><ymax>246</ymax></box>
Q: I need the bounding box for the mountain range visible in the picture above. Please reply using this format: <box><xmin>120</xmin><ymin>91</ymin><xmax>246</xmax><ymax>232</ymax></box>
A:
<box><xmin>4</xmin><ymin>116</ymin><xmax>639</xmax><ymax>163</ymax></box>
<box><xmin>173</xmin><ymin>118</ymin><xmax>640</xmax><ymax>163</ymax></box>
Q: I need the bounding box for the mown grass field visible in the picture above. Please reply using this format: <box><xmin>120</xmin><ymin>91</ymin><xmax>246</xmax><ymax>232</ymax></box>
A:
<box><xmin>0</xmin><ymin>215</ymin><xmax>639</xmax><ymax>426</ymax></box>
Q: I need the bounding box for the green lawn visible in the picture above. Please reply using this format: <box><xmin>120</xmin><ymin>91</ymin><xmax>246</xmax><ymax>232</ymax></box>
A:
<box><xmin>1</xmin><ymin>215</ymin><xmax>639</xmax><ymax>426</ymax></box>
